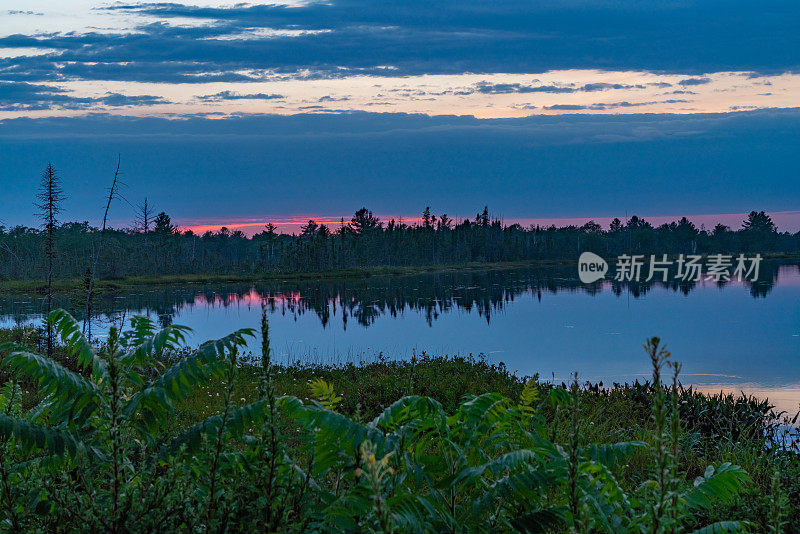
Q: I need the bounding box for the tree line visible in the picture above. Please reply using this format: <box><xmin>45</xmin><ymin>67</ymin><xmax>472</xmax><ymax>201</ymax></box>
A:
<box><xmin>2</xmin><ymin>206</ymin><xmax>797</xmax><ymax>283</ymax></box>
<box><xmin>2</xmin><ymin>163</ymin><xmax>798</xmax><ymax>284</ymax></box>
<box><xmin>4</xmin><ymin>161</ymin><xmax>799</xmax><ymax>359</ymax></box>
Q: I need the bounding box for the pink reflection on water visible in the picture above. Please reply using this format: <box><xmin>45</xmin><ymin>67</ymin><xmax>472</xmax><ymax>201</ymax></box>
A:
<box><xmin>180</xmin><ymin>264</ymin><xmax>800</xmax><ymax>311</ymax></box>
<box><xmin>193</xmin><ymin>289</ymin><xmax>305</xmax><ymax>307</ymax></box>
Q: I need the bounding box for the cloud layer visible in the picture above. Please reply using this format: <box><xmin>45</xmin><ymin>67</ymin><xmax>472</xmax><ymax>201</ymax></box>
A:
<box><xmin>2</xmin><ymin>109</ymin><xmax>798</xmax><ymax>227</ymax></box>
<box><xmin>0</xmin><ymin>0</ymin><xmax>798</xmax><ymax>115</ymax></box>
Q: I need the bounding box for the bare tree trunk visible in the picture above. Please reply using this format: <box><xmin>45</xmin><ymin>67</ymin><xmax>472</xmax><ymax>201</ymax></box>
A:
<box><xmin>83</xmin><ymin>155</ymin><xmax>120</xmax><ymax>341</ymax></box>
<box><xmin>45</xmin><ymin>228</ymin><xmax>53</xmax><ymax>358</ymax></box>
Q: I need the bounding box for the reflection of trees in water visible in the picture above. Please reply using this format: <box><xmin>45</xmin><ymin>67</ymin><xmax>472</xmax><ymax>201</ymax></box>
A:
<box><xmin>0</xmin><ymin>261</ymin><xmax>795</xmax><ymax>329</ymax></box>
<box><xmin>607</xmin><ymin>259</ymin><xmax>787</xmax><ymax>299</ymax></box>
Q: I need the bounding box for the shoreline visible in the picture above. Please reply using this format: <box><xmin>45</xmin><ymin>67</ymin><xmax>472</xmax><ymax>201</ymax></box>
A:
<box><xmin>0</xmin><ymin>252</ymin><xmax>797</xmax><ymax>295</ymax></box>
<box><xmin>0</xmin><ymin>259</ymin><xmax>574</xmax><ymax>295</ymax></box>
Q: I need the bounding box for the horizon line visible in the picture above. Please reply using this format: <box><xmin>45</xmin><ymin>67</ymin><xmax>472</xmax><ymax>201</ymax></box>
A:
<box><xmin>174</xmin><ymin>210</ymin><xmax>800</xmax><ymax>236</ymax></box>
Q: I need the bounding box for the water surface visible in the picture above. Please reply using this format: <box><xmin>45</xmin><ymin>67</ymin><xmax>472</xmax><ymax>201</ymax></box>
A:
<box><xmin>2</xmin><ymin>262</ymin><xmax>798</xmax><ymax>412</ymax></box>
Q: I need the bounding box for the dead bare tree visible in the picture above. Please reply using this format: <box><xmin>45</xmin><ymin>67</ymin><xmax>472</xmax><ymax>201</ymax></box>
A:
<box><xmin>35</xmin><ymin>163</ymin><xmax>65</xmax><ymax>358</ymax></box>
<box><xmin>135</xmin><ymin>197</ymin><xmax>153</xmax><ymax>233</ymax></box>
<box><xmin>83</xmin><ymin>155</ymin><xmax>121</xmax><ymax>341</ymax></box>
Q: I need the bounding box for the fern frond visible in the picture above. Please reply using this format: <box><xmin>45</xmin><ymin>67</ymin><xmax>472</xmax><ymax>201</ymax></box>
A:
<box><xmin>164</xmin><ymin>398</ymin><xmax>271</xmax><ymax>455</ymax></box>
<box><xmin>121</xmin><ymin>315</ymin><xmax>158</xmax><ymax>347</ymax></box>
<box><xmin>147</xmin><ymin>328</ymin><xmax>255</xmax><ymax>402</ymax></box>
<box><xmin>25</xmin><ymin>394</ymin><xmax>56</xmax><ymax>424</ymax></box>
<box><xmin>49</xmin><ymin>309</ymin><xmax>106</xmax><ymax>379</ymax></box>
<box><xmin>547</xmin><ymin>387</ymin><xmax>572</xmax><ymax>408</ymax></box>
<box><xmin>457</xmin><ymin>393</ymin><xmax>510</xmax><ymax>427</ymax></box>
<box><xmin>474</xmin><ymin>469</ymin><xmax>562</xmax><ymax>515</ymax></box>
<box><xmin>452</xmin><ymin>449</ymin><xmax>539</xmax><ymax>488</ymax></box>
<box><xmin>385</xmin><ymin>493</ymin><xmax>441</xmax><ymax>534</ymax></box>
<box><xmin>0</xmin><ymin>413</ymin><xmax>102</xmax><ymax>460</ymax></box>
<box><xmin>372</xmin><ymin>395</ymin><xmax>446</xmax><ymax>432</ymax></box>
<box><xmin>1</xmin><ymin>347</ymin><xmax>99</xmax><ymax>408</ymax></box>
<box><xmin>281</xmin><ymin>396</ymin><xmax>387</xmax><ymax>472</ymax></box>
<box><xmin>686</xmin><ymin>463</ymin><xmax>751</xmax><ymax>511</ymax></box>
<box><xmin>120</xmin><ymin>322</ymin><xmax>192</xmax><ymax>367</ymax></box>
<box><xmin>580</xmin><ymin>460</ymin><xmax>632</xmax><ymax>509</ymax></box>
<box><xmin>309</xmin><ymin>378</ymin><xmax>342</xmax><ymax>410</ymax></box>
<box><xmin>519</xmin><ymin>378</ymin><xmax>541</xmax><ymax>412</ymax></box>
<box><xmin>0</xmin><ymin>380</ymin><xmax>23</xmax><ymax>416</ymax></box>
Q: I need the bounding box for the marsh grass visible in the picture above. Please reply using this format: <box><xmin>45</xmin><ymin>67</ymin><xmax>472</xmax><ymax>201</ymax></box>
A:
<box><xmin>0</xmin><ymin>314</ymin><xmax>796</xmax><ymax>532</ymax></box>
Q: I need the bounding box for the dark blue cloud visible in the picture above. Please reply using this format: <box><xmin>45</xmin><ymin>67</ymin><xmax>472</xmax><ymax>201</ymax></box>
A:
<box><xmin>97</xmin><ymin>93</ymin><xmax>171</xmax><ymax>106</ymax></box>
<box><xmin>0</xmin><ymin>82</ymin><xmax>171</xmax><ymax>110</ymax></box>
<box><xmin>545</xmin><ymin>99</ymin><xmax>690</xmax><ymax>110</ymax></box>
<box><xmin>0</xmin><ymin>110</ymin><xmax>797</xmax><ymax>226</ymax></box>
<box><xmin>679</xmin><ymin>77</ymin><xmax>712</xmax><ymax>85</ymax></box>
<box><xmin>0</xmin><ymin>81</ymin><xmax>93</xmax><ymax>110</ymax></box>
<box><xmin>0</xmin><ymin>0</ymin><xmax>797</xmax><ymax>95</ymax></box>
<box><xmin>580</xmin><ymin>82</ymin><xmax>650</xmax><ymax>91</ymax></box>
<box><xmin>544</xmin><ymin>104</ymin><xmax>586</xmax><ymax>111</ymax></box>
<box><xmin>463</xmin><ymin>81</ymin><xmax>672</xmax><ymax>96</ymax></box>
<box><xmin>473</xmin><ymin>82</ymin><xmax>575</xmax><ymax>94</ymax></box>
<box><xmin>318</xmin><ymin>95</ymin><xmax>351</xmax><ymax>102</ymax></box>
<box><xmin>197</xmin><ymin>91</ymin><xmax>284</xmax><ymax>102</ymax></box>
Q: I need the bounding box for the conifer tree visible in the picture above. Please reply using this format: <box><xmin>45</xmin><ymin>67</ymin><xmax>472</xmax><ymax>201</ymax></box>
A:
<box><xmin>35</xmin><ymin>162</ymin><xmax>65</xmax><ymax>358</ymax></box>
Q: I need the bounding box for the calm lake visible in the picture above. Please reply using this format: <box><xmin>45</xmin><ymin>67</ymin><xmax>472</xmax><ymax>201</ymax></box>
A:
<box><xmin>2</xmin><ymin>262</ymin><xmax>799</xmax><ymax>412</ymax></box>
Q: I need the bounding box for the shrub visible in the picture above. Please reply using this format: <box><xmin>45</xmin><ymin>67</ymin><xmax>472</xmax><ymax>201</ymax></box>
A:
<box><xmin>0</xmin><ymin>310</ymin><xmax>770</xmax><ymax>532</ymax></box>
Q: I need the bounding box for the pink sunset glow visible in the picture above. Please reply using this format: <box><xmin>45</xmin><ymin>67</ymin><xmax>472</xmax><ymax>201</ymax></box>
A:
<box><xmin>177</xmin><ymin>211</ymin><xmax>800</xmax><ymax>237</ymax></box>
<box><xmin>180</xmin><ymin>215</ymin><xmax>424</xmax><ymax>236</ymax></box>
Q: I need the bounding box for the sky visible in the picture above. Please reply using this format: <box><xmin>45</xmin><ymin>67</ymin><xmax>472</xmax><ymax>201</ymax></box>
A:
<box><xmin>1</xmin><ymin>1</ymin><xmax>798</xmax><ymax>232</ymax></box>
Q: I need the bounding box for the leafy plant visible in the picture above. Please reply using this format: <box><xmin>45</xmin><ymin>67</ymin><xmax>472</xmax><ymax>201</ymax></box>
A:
<box><xmin>309</xmin><ymin>378</ymin><xmax>343</xmax><ymax>411</ymax></box>
<box><xmin>0</xmin><ymin>310</ymin><xmax>254</xmax><ymax>531</ymax></box>
<box><xmin>0</xmin><ymin>313</ymin><xmax>762</xmax><ymax>532</ymax></box>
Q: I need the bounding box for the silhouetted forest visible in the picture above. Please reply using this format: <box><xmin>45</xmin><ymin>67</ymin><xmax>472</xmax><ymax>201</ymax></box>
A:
<box><xmin>1</xmin><ymin>206</ymin><xmax>797</xmax><ymax>281</ymax></box>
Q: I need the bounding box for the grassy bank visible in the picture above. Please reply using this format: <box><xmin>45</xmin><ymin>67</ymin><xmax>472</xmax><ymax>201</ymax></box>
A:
<box><xmin>1</xmin><ymin>320</ymin><xmax>798</xmax><ymax>531</ymax></box>
<box><xmin>3</xmin><ymin>253</ymin><xmax>798</xmax><ymax>296</ymax></box>
<box><xmin>0</xmin><ymin>259</ymin><xmax>571</xmax><ymax>295</ymax></box>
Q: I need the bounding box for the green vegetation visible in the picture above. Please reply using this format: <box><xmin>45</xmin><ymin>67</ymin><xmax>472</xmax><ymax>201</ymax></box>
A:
<box><xmin>0</xmin><ymin>313</ymin><xmax>796</xmax><ymax>532</ymax></box>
